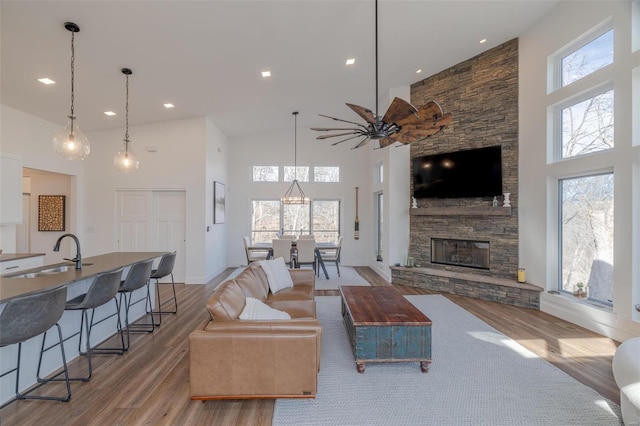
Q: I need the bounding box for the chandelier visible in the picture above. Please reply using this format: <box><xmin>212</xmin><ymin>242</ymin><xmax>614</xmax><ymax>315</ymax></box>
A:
<box><xmin>281</xmin><ymin>111</ymin><xmax>309</xmax><ymax>205</ymax></box>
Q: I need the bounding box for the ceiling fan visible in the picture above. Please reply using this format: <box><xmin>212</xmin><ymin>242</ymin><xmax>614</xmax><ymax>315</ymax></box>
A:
<box><xmin>312</xmin><ymin>0</ymin><xmax>452</xmax><ymax>150</ymax></box>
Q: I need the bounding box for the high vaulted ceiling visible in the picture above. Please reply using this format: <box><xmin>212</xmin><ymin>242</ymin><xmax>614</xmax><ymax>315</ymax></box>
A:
<box><xmin>1</xmin><ymin>1</ymin><xmax>559</xmax><ymax>139</ymax></box>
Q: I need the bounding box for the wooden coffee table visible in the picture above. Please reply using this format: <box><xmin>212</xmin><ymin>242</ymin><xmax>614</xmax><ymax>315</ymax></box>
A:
<box><xmin>339</xmin><ymin>286</ymin><xmax>432</xmax><ymax>373</ymax></box>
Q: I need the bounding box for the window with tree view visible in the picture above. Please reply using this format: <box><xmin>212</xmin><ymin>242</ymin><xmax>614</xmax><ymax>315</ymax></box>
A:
<box><xmin>251</xmin><ymin>199</ymin><xmax>340</xmax><ymax>244</ymax></box>
<box><xmin>561</xmin><ymin>29</ymin><xmax>613</xmax><ymax>87</ymax></box>
<box><xmin>253</xmin><ymin>166</ymin><xmax>279</xmax><ymax>182</ymax></box>
<box><xmin>561</xmin><ymin>89</ymin><xmax>614</xmax><ymax>159</ymax></box>
<box><xmin>560</xmin><ymin>173</ymin><xmax>614</xmax><ymax>305</ymax></box>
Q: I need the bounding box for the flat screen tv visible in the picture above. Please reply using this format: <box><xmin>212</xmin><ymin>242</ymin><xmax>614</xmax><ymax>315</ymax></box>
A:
<box><xmin>412</xmin><ymin>145</ymin><xmax>502</xmax><ymax>198</ymax></box>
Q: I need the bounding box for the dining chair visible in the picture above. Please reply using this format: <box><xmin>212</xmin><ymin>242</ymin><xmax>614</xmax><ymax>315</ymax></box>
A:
<box><xmin>298</xmin><ymin>234</ymin><xmax>315</xmax><ymax>240</ymax></box>
<box><xmin>272</xmin><ymin>238</ymin><xmax>294</xmax><ymax>267</ymax></box>
<box><xmin>243</xmin><ymin>236</ymin><xmax>269</xmax><ymax>264</ymax></box>
<box><xmin>319</xmin><ymin>236</ymin><xmax>343</xmax><ymax>276</ymax></box>
<box><xmin>295</xmin><ymin>238</ymin><xmax>316</xmax><ymax>273</ymax></box>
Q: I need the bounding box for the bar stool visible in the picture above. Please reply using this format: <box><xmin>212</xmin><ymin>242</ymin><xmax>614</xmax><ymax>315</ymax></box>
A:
<box><xmin>43</xmin><ymin>268</ymin><xmax>123</xmax><ymax>381</ymax></box>
<box><xmin>118</xmin><ymin>259</ymin><xmax>154</xmax><ymax>351</ymax></box>
<box><xmin>0</xmin><ymin>286</ymin><xmax>71</xmax><ymax>408</ymax></box>
<box><xmin>149</xmin><ymin>252</ymin><xmax>177</xmax><ymax>326</ymax></box>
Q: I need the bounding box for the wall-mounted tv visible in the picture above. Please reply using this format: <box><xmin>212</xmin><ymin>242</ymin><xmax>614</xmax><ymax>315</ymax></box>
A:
<box><xmin>412</xmin><ymin>145</ymin><xmax>502</xmax><ymax>198</ymax></box>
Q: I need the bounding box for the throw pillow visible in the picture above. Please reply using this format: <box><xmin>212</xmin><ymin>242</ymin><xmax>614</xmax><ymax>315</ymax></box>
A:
<box><xmin>259</xmin><ymin>257</ymin><xmax>294</xmax><ymax>293</ymax></box>
<box><xmin>239</xmin><ymin>297</ymin><xmax>291</xmax><ymax>320</ymax></box>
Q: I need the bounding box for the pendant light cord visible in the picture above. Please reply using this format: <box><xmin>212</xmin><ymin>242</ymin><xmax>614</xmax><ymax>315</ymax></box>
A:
<box><xmin>375</xmin><ymin>0</ymin><xmax>379</xmax><ymax>119</ymax></box>
<box><xmin>125</xmin><ymin>72</ymin><xmax>130</xmax><ymax>154</ymax></box>
<box><xmin>69</xmin><ymin>30</ymin><xmax>75</xmax><ymax>133</ymax></box>
<box><xmin>293</xmin><ymin>111</ymin><xmax>298</xmax><ymax>180</ymax></box>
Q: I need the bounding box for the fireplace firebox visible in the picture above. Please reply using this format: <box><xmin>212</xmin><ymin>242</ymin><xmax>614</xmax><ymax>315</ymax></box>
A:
<box><xmin>431</xmin><ymin>238</ymin><xmax>490</xmax><ymax>269</ymax></box>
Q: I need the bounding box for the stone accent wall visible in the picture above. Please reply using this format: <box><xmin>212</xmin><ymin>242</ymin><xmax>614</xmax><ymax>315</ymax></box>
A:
<box><xmin>408</xmin><ymin>38</ymin><xmax>519</xmax><ymax>280</ymax></box>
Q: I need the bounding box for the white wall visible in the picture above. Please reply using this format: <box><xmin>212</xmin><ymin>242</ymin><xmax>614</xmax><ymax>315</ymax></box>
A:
<box><xmin>205</xmin><ymin>118</ymin><xmax>230</xmax><ymax>281</ymax></box>
<box><xmin>226</xmin><ymin>121</ymin><xmax>371</xmax><ymax>267</ymax></box>
<box><xmin>519</xmin><ymin>1</ymin><xmax>640</xmax><ymax>340</ymax></box>
<box><xmin>83</xmin><ymin>116</ymin><xmax>227</xmax><ymax>284</ymax></box>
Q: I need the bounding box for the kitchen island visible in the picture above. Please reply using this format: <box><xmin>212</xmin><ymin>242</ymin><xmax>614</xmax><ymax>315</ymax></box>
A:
<box><xmin>0</xmin><ymin>251</ymin><xmax>168</xmax><ymax>406</ymax></box>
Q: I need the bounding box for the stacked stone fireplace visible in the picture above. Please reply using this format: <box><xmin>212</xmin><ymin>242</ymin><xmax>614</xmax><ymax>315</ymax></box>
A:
<box><xmin>390</xmin><ymin>38</ymin><xmax>542</xmax><ymax>309</ymax></box>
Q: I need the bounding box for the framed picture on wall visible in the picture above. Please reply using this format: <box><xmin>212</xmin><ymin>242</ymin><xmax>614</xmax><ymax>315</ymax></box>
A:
<box><xmin>38</xmin><ymin>195</ymin><xmax>66</xmax><ymax>231</ymax></box>
<box><xmin>214</xmin><ymin>181</ymin><xmax>225</xmax><ymax>224</ymax></box>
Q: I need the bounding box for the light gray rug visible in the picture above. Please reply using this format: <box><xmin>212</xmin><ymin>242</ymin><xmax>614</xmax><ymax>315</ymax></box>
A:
<box><xmin>273</xmin><ymin>295</ymin><xmax>621</xmax><ymax>426</ymax></box>
<box><xmin>227</xmin><ymin>265</ymin><xmax>369</xmax><ymax>291</ymax></box>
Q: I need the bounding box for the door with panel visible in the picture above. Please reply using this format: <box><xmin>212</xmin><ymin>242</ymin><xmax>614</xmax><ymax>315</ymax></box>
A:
<box><xmin>116</xmin><ymin>190</ymin><xmax>186</xmax><ymax>282</ymax></box>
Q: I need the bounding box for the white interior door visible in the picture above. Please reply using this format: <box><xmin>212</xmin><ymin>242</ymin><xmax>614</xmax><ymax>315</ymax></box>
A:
<box><xmin>154</xmin><ymin>191</ymin><xmax>186</xmax><ymax>282</ymax></box>
<box><xmin>117</xmin><ymin>191</ymin><xmax>152</xmax><ymax>251</ymax></box>
<box><xmin>117</xmin><ymin>190</ymin><xmax>186</xmax><ymax>282</ymax></box>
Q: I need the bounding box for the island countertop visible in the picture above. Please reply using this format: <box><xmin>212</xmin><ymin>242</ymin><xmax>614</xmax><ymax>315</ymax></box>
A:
<box><xmin>0</xmin><ymin>253</ymin><xmax>46</xmax><ymax>262</ymax></box>
<box><xmin>0</xmin><ymin>252</ymin><xmax>167</xmax><ymax>303</ymax></box>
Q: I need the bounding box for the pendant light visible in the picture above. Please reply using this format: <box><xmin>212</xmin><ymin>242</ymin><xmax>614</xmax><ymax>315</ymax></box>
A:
<box><xmin>281</xmin><ymin>111</ymin><xmax>309</xmax><ymax>205</ymax></box>
<box><xmin>113</xmin><ymin>68</ymin><xmax>139</xmax><ymax>173</ymax></box>
<box><xmin>52</xmin><ymin>22</ymin><xmax>90</xmax><ymax>160</ymax></box>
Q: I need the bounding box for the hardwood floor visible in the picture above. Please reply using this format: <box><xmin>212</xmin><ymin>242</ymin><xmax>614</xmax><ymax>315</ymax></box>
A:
<box><xmin>0</xmin><ymin>267</ymin><xmax>620</xmax><ymax>425</ymax></box>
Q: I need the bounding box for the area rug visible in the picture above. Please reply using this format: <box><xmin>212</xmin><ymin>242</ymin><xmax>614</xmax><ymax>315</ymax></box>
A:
<box><xmin>226</xmin><ymin>265</ymin><xmax>369</xmax><ymax>290</ymax></box>
<box><xmin>273</xmin><ymin>295</ymin><xmax>621</xmax><ymax>426</ymax></box>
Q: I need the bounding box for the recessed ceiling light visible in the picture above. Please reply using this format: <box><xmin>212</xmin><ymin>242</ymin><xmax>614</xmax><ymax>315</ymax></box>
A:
<box><xmin>346</xmin><ymin>58</ymin><xmax>355</xmax><ymax>65</ymax></box>
<box><xmin>164</xmin><ymin>103</ymin><xmax>174</xmax><ymax>109</ymax></box>
<box><xmin>104</xmin><ymin>111</ymin><xmax>116</xmax><ymax>116</ymax></box>
<box><xmin>261</xmin><ymin>70</ymin><xmax>271</xmax><ymax>78</ymax></box>
<box><xmin>479</xmin><ymin>38</ymin><xmax>487</xmax><ymax>44</ymax></box>
<box><xmin>416</xmin><ymin>69</ymin><xmax>422</xmax><ymax>74</ymax></box>
<box><xmin>37</xmin><ymin>77</ymin><xmax>55</xmax><ymax>85</ymax></box>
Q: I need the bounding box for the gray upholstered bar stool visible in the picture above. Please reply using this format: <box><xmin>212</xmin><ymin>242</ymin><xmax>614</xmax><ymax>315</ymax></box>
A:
<box><xmin>118</xmin><ymin>259</ymin><xmax>154</xmax><ymax>351</ymax></box>
<box><xmin>44</xmin><ymin>268</ymin><xmax>124</xmax><ymax>381</ymax></box>
<box><xmin>0</xmin><ymin>286</ymin><xmax>71</xmax><ymax>408</ymax></box>
<box><xmin>149</xmin><ymin>251</ymin><xmax>177</xmax><ymax>326</ymax></box>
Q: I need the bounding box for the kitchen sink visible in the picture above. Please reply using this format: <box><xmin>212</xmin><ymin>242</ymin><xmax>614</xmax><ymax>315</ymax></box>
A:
<box><xmin>8</xmin><ymin>265</ymin><xmax>73</xmax><ymax>278</ymax></box>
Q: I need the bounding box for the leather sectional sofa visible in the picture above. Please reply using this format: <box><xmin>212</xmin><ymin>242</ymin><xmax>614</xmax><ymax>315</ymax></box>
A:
<box><xmin>189</xmin><ymin>262</ymin><xmax>322</xmax><ymax>400</ymax></box>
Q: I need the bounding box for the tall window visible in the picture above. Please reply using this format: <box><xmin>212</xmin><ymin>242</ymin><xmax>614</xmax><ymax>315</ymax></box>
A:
<box><xmin>550</xmin><ymin>22</ymin><xmax>618</xmax><ymax>307</ymax></box>
<box><xmin>251</xmin><ymin>199</ymin><xmax>340</xmax><ymax>243</ymax></box>
<box><xmin>560</xmin><ymin>174</ymin><xmax>614</xmax><ymax>304</ymax></box>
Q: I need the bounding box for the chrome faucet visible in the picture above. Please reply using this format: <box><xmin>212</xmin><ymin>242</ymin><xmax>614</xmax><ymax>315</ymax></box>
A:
<box><xmin>53</xmin><ymin>233</ymin><xmax>82</xmax><ymax>270</ymax></box>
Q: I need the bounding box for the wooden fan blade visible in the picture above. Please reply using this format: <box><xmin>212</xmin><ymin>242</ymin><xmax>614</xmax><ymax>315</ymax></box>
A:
<box><xmin>346</xmin><ymin>103</ymin><xmax>376</xmax><ymax>124</ymax></box>
<box><xmin>351</xmin><ymin>136</ymin><xmax>371</xmax><ymax>150</ymax></box>
<box><xmin>396</xmin><ymin>100</ymin><xmax>445</xmax><ymax>127</ymax></box>
<box><xmin>382</xmin><ymin>97</ymin><xmax>418</xmax><ymax>124</ymax></box>
<box><xmin>311</xmin><ymin>127</ymin><xmax>362</xmax><ymax>131</ymax></box>
<box><xmin>318</xmin><ymin>114</ymin><xmax>367</xmax><ymax>128</ymax></box>
<box><xmin>316</xmin><ymin>131</ymin><xmax>362</xmax><ymax>140</ymax></box>
<box><xmin>394</xmin><ymin>112</ymin><xmax>453</xmax><ymax>143</ymax></box>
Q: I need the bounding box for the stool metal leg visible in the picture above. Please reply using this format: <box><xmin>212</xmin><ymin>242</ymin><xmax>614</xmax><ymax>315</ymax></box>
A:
<box><xmin>151</xmin><ymin>272</ymin><xmax>178</xmax><ymax>326</ymax></box>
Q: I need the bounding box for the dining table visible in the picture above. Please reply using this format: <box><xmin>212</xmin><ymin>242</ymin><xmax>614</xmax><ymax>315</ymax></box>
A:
<box><xmin>247</xmin><ymin>241</ymin><xmax>339</xmax><ymax>279</ymax></box>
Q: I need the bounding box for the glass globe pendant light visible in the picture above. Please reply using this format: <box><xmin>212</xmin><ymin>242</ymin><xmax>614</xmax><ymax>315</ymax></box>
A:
<box><xmin>52</xmin><ymin>22</ymin><xmax>90</xmax><ymax>160</ymax></box>
<box><xmin>113</xmin><ymin>68</ymin><xmax>139</xmax><ymax>173</ymax></box>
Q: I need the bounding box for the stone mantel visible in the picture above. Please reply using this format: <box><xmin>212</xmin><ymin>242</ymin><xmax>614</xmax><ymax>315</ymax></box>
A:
<box><xmin>410</xmin><ymin>206</ymin><xmax>512</xmax><ymax>217</ymax></box>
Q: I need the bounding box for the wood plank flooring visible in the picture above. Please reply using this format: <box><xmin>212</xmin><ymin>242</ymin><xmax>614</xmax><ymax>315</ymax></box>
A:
<box><xmin>0</xmin><ymin>267</ymin><xmax>620</xmax><ymax>425</ymax></box>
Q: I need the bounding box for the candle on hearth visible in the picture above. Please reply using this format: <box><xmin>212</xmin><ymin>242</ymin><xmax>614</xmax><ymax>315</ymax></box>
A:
<box><xmin>517</xmin><ymin>268</ymin><xmax>526</xmax><ymax>283</ymax></box>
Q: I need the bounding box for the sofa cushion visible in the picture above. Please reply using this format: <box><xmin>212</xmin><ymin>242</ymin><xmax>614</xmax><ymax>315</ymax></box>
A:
<box><xmin>206</xmin><ymin>281</ymin><xmax>247</xmax><ymax>321</ymax></box>
<box><xmin>240</xmin><ymin>297</ymin><xmax>291</xmax><ymax>320</ymax></box>
<box><xmin>260</xmin><ymin>258</ymin><xmax>294</xmax><ymax>293</ymax></box>
<box><xmin>267</xmin><ymin>283</ymin><xmax>314</xmax><ymax>302</ymax></box>
<box><xmin>267</xmin><ymin>299</ymin><xmax>316</xmax><ymax>319</ymax></box>
<box><xmin>234</xmin><ymin>267</ymin><xmax>269</xmax><ymax>301</ymax></box>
